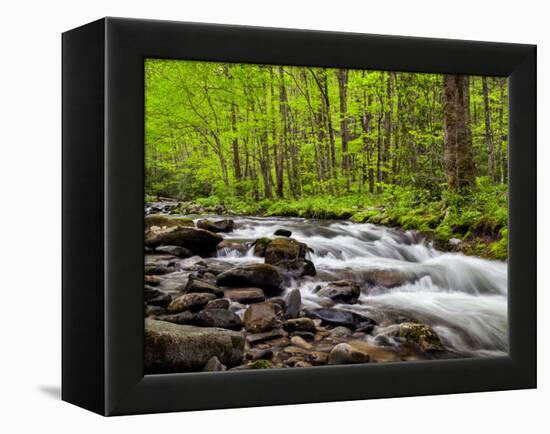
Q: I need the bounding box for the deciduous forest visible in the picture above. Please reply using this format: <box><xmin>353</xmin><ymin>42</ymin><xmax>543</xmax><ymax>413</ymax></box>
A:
<box><xmin>145</xmin><ymin>59</ymin><xmax>508</xmax><ymax>259</ymax></box>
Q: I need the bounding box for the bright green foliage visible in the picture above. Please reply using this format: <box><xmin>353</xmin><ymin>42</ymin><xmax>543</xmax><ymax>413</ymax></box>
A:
<box><xmin>145</xmin><ymin>59</ymin><xmax>509</xmax><ymax>259</ymax></box>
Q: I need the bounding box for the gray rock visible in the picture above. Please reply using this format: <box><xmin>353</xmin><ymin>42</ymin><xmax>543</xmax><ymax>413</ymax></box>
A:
<box><xmin>306</xmin><ymin>308</ymin><xmax>376</xmax><ymax>330</ymax></box>
<box><xmin>330</xmin><ymin>326</ymin><xmax>352</xmax><ymax>337</ymax></box>
<box><xmin>284</xmin><ymin>289</ymin><xmax>302</xmax><ymax>319</ymax></box>
<box><xmin>145</xmin><ymin>227</ymin><xmax>223</xmax><ymax>256</ymax></box>
<box><xmin>155</xmin><ymin>245</ymin><xmax>193</xmax><ymax>258</ymax></box>
<box><xmin>217</xmin><ymin>264</ymin><xmax>284</xmax><ymax>294</ymax></box>
<box><xmin>185</xmin><ymin>276</ymin><xmax>224</xmax><ymax>297</ymax></box>
<box><xmin>317</xmin><ymin>280</ymin><xmax>360</xmax><ymax>303</ymax></box>
<box><xmin>144</xmin><ymin>264</ymin><xmax>173</xmax><ymax>275</ymax></box>
<box><xmin>197</xmin><ymin>218</ymin><xmax>234</xmax><ymax>233</ymax></box>
<box><xmin>144</xmin><ymin>319</ymin><xmax>245</xmax><ymax>373</ymax></box>
<box><xmin>205</xmin><ymin>298</ymin><xmax>230</xmax><ymax>310</ymax></box>
<box><xmin>328</xmin><ymin>343</ymin><xmax>369</xmax><ymax>365</ymax></box>
<box><xmin>276</xmin><ymin>258</ymin><xmax>316</xmax><ymax>277</ymax></box>
<box><xmin>167</xmin><ymin>293</ymin><xmax>216</xmax><ymax>313</ymax></box>
<box><xmin>245</xmin><ymin>328</ymin><xmax>286</xmax><ymax>344</ymax></box>
<box><xmin>194</xmin><ymin>308</ymin><xmax>243</xmax><ymax>330</ymax></box>
<box><xmin>202</xmin><ymin>356</ymin><xmax>227</xmax><ymax>372</ymax></box>
<box><xmin>224</xmin><ymin>287</ymin><xmax>266</xmax><ymax>304</ymax></box>
<box><xmin>154</xmin><ymin>311</ymin><xmax>195</xmax><ymax>325</ymax></box>
<box><xmin>243</xmin><ymin>302</ymin><xmax>276</xmax><ymax>333</ymax></box>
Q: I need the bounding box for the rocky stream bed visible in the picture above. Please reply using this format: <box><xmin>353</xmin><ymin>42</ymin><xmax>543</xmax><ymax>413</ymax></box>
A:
<box><xmin>144</xmin><ymin>202</ymin><xmax>508</xmax><ymax>373</ymax></box>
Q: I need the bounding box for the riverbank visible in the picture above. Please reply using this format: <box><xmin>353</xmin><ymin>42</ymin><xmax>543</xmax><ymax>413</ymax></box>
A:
<box><xmin>146</xmin><ymin>180</ymin><xmax>508</xmax><ymax>260</ymax></box>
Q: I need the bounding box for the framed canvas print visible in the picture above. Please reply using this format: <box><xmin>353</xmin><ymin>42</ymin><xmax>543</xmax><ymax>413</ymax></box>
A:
<box><xmin>62</xmin><ymin>17</ymin><xmax>536</xmax><ymax>416</ymax></box>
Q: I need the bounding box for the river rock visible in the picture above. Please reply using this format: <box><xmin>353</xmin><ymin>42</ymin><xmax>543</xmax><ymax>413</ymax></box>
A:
<box><xmin>306</xmin><ymin>308</ymin><xmax>376</xmax><ymax>330</ymax></box>
<box><xmin>328</xmin><ymin>343</ymin><xmax>369</xmax><ymax>365</ymax></box>
<box><xmin>274</xmin><ymin>228</ymin><xmax>292</xmax><ymax>237</ymax></box>
<box><xmin>290</xmin><ymin>335</ymin><xmax>313</xmax><ymax>350</ymax></box>
<box><xmin>145</xmin><ymin>275</ymin><xmax>161</xmax><ymax>286</ymax></box>
<box><xmin>216</xmin><ymin>264</ymin><xmax>284</xmax><ymax>293</ymax></box>
<box><xmin>144</xmin><ymin>286</ymin><xmax>163</xmax><ymax>302</ymax></box>
<box><xmin>243</xmin><ymin>302</ymin><xmax>276</xmax><ymax>333</ymax></box>
<box><xmin>264</xmin><ymin>238</ymin><xmax>308</xmax><ymax>264</ymax></box>
<box><xmin>194</xmin><ymin>309</ymin><xmax>243</xmax><ymax>330</ymax></box>
<box><xmin>329</xmin><ymin>326</ymin><xmax>352</xmax><ymax>337</ymax></box>
<box><xmin>284</xmin><ymin>288</ymin><xmax>302</xmax><ymax>319</ymax></box>
<box><xmin>144</xmin><ymin>319</ymin><xmax>245</xmax><ymax>373</ymax></box>
<box><xmin>252</xmin><ymin>237</ymin><xmax>272</xmax><ymax>256</ymax></box>
<box><xmin>197</xmin><ymin>218</ymin><xmax>234</xmax><ymax>233</ymax></box>
<box><xmin>205</xmin><ymin>298</ymin><xmax>230</xmax><ymax>310</ymax></box>
<box><xmin>145</xmin><ymin>305</ymin><xmax>166</xmax><ymax>317</ymax></box>
<box><xmin>216</xmin><ymin>240</ymin><xmax>248</xmax><ymax>256</ymax></box>
<box><xmin>146</xmin><ymin>293</ymin><xmax>172</xmax><ymax>308</ymax></box>
<box><xmin>145</xmin><ymin>214</ymin><xmax>194</xmax><ymax>232</ymax></box>
<box><xmin>399</xmin><ymin>322</ymin><xmax>444</xmax><ymax>352</ymax></box>
<box><xmin>275</xmin><ymin>258</ymin><xmax>316</xmax><ymax>277</ymax></box>
<box><xmin>184</xmin><ymin>275</ymin><xmax>224</xmax><ymax>297</ymax></box>
<box><xmin>364</xmin><ymin>268</ymin><xmax>406</xmax><ymax>288</ymax></box>
<box><xmin>144</xmin><ymin>264</ymin><xmax>173</xmax><ymax>275</ymax></box>
<box><xmin>246</xmin><ymin>328</ymin><xmax>286</xmax><ymax>344</ymax></box>
<box><xmin>167</xmin><ymin>292</ymin><xmax>216</xmax><ymax>313</ymax></box>
<box><xmin>155</xmin><ymin>245</ymin><xmax>194</xmax><ymax>258</ymax></box>
<box><xmin>224</xmin><ymin>287</ymin><xmax>266</xmax><ymax>304</ymax></box>
<box><xmin>317</xmin><ymin>280</ymin><xmax>360</xmax><ymax>303</ymax></box>
<box><xmin>283</xmin><ymin>317</ymin><xmax>316</xmax><ymax>333</ymax></box>
<box><xmin>145</xmin><ymin>226</ymin><xmax>223</xmax><ymax>256</ymax></box>
<box><xmin>154</xmin><ymin>311</ymin><xmax>195</xmax><ymax>325</ymax></box>
<box><xmin>202</xmin><ymin>356</ymin><xmax>227</xmax><ymax>372</ymax></box>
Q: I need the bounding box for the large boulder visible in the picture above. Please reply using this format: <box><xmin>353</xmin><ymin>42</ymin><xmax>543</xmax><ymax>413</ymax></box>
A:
<box><xmin>306</xmin><ymin>308</ymin><xmax>376</xmax><ymax>331</ymax></box>
<box><xmin>197</xmin><ymin>218</ymin><xmax>234</xmax><ymax>233</ymax></box>
<box><xmin>144</xmin><ymin>319</ymin><xmax>245</xmax><ymax>373</ymax></box>
<box><xmin>243</xmin><ymin>302</ymin><xmax>276</xmax><ymax>333</ymax></box>
<box><xmin>264</xmin><ymin>238</ymin><xmax>308</xmax><ymax>264</ymax></box>
<box><xmin>328</xmin><ymin>343</ymin><xmax>369</xmax><ymax>365</ymax></box>
<box><xmin>154</xmin><ymin>245</ymin><xmax>193</xmax><ymax>258</ymax></box>
<box><xmin>364</xmin><ymin>268</ymin><xmax>407</xmax><ymax>288</ymax></box>
<box><xmin>145</xmin><ymin>214</ymin><xmax>194</xmax><ymax>233</ymax></box>
<box><xmin>224</xmin><ymin>287</ymin><xmax>266</xmax><ymax>304</ymax></box>
<box><xmin>399</xmin><ymin>323</ymin><xmax>444</xmax><ymax>352</ymax></box>
<box><xmin>276</xmin><ymin>259</ymin><xmax>316</xmax><ymax>277</ymax></box>
<box><xmin>145</xmin><ymin>227</ymin><xmax>223</xmax><ymax>256</ymax></box>
<box><xmin>194</xmin><ymin>309</ymin><xmax>243</xmax><ymax>330</ymax></box>
<box><xmin>216</xmin><ymin>264</ymin><xmax>284</xmax><ymax>294</ymax></box>
<box><xmin>317</xmin><ymin>280</ymin><xmax>361</xmax><ymax>303</ymax></box>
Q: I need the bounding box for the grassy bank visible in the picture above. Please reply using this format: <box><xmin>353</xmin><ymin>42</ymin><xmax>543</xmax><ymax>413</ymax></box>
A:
<box><xmin>148</xmin><ymin>177</ymin><xmax>508</xmax><ymax>261</ymax></box>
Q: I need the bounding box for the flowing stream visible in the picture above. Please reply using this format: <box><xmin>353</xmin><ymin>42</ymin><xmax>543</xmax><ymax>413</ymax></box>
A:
<box><xmin>212</xmin><ymin>216</ymin><xmax>508</xmax><ymax>359</ymax></box>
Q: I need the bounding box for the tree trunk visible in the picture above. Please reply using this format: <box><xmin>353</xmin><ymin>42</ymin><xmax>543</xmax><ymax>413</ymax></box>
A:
<box><xmin>337</xmin><ymin>69</ymin><xmax>350</xmax><ymax>190</ymax></box>
<box><xmin>482</xmin><ymin>76</ymin><xmax>495</xmax><ymax>181</ymax></box>
<box><xmin>443</xmin><ymin>75</ymin><xmax>476</xmax><ymax>190</ymax></box>
<box><xmin>497</xmin><ymin>78</ymin><xmax>506</xmax><ymax>184</ymax></box>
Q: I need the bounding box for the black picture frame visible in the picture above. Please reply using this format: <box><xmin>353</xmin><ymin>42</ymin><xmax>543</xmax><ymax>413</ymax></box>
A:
<box><xmin>62</xmin><ymin>17</ymin><xmax>536</xmax><ymax>416</ymax></box>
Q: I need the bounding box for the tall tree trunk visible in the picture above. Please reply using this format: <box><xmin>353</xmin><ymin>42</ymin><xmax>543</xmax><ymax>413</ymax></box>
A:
<box><xmin>337</xmin><ymin>69</ymin><xmax>350</xmax><ymax>190</ymax></box>
<box><xmin>383</xmin><ymin>72</ymin><xmax>393</xmax><ymax>183</ymax></box>
<box><xmin>497</xmin><ymin>78</ymin><xmax>506</xmax><ymax>184</ymax></box>
<box><xmin>230</xmin><ymin>102</ymin><xmax>242</xmax><ymax>194</ymax></box>
<box><xmin>482</xmin><ymin>76</ymin><xmax>495</xmax><ymax>181</ymax></box>
<box><xmin>277</xmin><ymin>66</ymin><xmax>288</xmax><ymax>198</ymax></box>
<box><xmin>443</xmin><ymin>75</ymin><xmax>476</xmax><ymax>190</ymax></box>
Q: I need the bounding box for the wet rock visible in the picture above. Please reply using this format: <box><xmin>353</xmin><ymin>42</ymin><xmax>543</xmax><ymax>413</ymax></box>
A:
<box><xmin>185</xmin><ymin>275</ymin><xmax>224</xmax><ymax>297</ymax></box>
<box><xmin>144</xmin><ymin>264</ymin><xmax>173</xmax><ymax>275</ymax></box>
<box><xmin>271</xmin><ymin>297</ymin><xmax>286</xmax><ymax>310</ymax></box>
<box><xmin>264</xmin><ymin>238</ymin><xmax>308</xmax><ymax>264</ymax></box>
<box><xmin>147</xmin><ymin>293</ymin><xmax>172</xmax><ymax>308</ymax></box>
<box><xmin>294</xmin><ymin>361</ymin><xmax>312</xmax><ymax>368</ymax></box>
<box><xmin>274</xmin><ymin>228</ymin><xmax>292</xmax><ymax>237</ymax></box>
<box><xmin>201</xmin><ymin>259</ymin><xmax>234</xmax><ymax>276</ymax></box>
<box><xmin>290</xmin><ymin>335</ymin><xmax>313</xmax><ymax>350</ymax></box>
<box><xmin>167</xmin><ymin>293</ymin><xmax>216</xmax><ymax>313</ymax></box>
<box><xmin>283</xmin><ymin>317</ymin><xmax>316</xmax><ymax>333</ymax></box>
<box><xmin>144</xmin><ymin>319</ymin><xmax>245</xmax><ymax>373</ymax></box>
<box><xmin>224</xmin><ymin>287</ymin><xmax>266</xmax><ymax>304</ymax></box>
<box><xmin>205</xmin><ymin>298</ymin><xmax>230</xmax><ymax>310</ymax></box>
<box><xmin>276</xmin><ymin>258</ymin><xmax>316</xmax><ymax>277</ymax></box>
<box><xmin>329</xmin><ymin>326</ymin><xmax>352</xmax><ymax>337</ymax></box>
<box><xmin>292</xmin><ymin>331</ymin><xmax>316</xmax><ymax>341</ymax></box>
<box><xmin>364</xmin><ymin>269</ymin><xmax>406</xmax><ymax>288</ymax></box>
<box><xmin>145</xmin><ymin>214</ymin><xmax>194</xmax><ymax>232</ymax></box>
<box><xmin>306</xmin><ymin>308</ymin><xmax>376</xmax><ymax>330</ymax></box>
<box><xmin>202</xmin><ymin>356</ymin><xmax>227</xmax><ymax>372</ymax></box>
<box><xmin>246</xmin><ymin>328</ymin><xmax>286</xmax><ymax>344</ymax></box>
<box><xmin>284</xmin><ymin>289</ymin><xmax>302</xmax><ymax>319</ymax></box>
<box><xmin>243</xmin><ymin>302</ymin><xmax>276</xmax><ymax>333</ymax></box>
<box><xmin>194</xmin><ymin>309</ymin><xmax>243</xmax><ymax>330</ymax></box>
<box><xmin>247</xmin><ymin>348</ymin><xmax>273</xmax><ymax>361</ymax></box>
<box><xmin>145</xmin><ymin>275</ymin><xmax>162</xmax><ymax>286</ymax></box>
<box><xmin>197</xmin><ymin>218</ymin><xmax>234</xmax><ymax>233</ymax></box>
<box><xmin>399</xmin><ymin>322</ymin><xmax>444</xmax><ymax>352</ymax></box>
<box><xmin>154</xmin><ymin>311</ymin><xmax>195</xmax><ymax>325</ymax></box>
<box><xmin>145</xmin><ymin>305</ymin><xmax>166</xmax><ymax>317</ymax></box>
<box><xmin>328</xmin><ymin>343</ymin><xmax>369</xmax><ymax>365</ymax></box>
<box><xmin>155</xmin><ymin>245</ymin><xmax>194</xmax><ymax>258</ymax></box>
<box><xmin>217</xmin><ymin>264</ymin><xmax>284</xmax><ymax>294</ymax></box>
<box><xmin>144</xmin><ymin>286</ymin><xmax>163</xmax><ymax>302</ymax></box>
<box><xmin>145</xmin><ymin>201</ymin><xmax>180</xmax><ymax>215</ymax></box>
<box><xmin>317</xmin><ymin>280</ymin><xmax>360</xmax><ymax>303</ymax></box>
<box><xmin>216</xmin><ymin>240</ymin><xmax>248</xmax><ymax>256</ymax></box>
<box><xmin>252</xmin><ymin>237</ymin><xmax>272</xmax><ymax>256</ymax></box>
<box><xmin>145</xmin><ymin>227</ymin><xmax>223</xmax><ymax>256</ymax></box>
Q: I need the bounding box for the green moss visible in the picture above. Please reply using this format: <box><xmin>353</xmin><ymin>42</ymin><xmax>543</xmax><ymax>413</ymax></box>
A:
<box><xmin>248</xmin><ymin>359</ymin><xmax>273</xmax><ymax>369</ymax></box>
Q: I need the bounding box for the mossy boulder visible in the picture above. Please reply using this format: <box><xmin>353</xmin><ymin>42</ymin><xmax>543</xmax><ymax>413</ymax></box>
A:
<box><xmin>144</xmin><ymin>319</ymin><xmax>245</xmax><ymax>373</ymax></box>
<box><xmin>216</xmin><ymin>264</ymin><xmax>284</xmax><ymax>293</ymax></box>
<box><xmin>145</xmin><ymin>214</ymin><xmax>194</xmax><ymax>232</ymax></box>
<box><xmin>145</xmin><ymin>227</ymin><xmax>223</xmax><ymax>256</ymax></box>
<box><xmin>399</xmin><ymin>322</ymin><xmax>444</xmax><ymax>352</ymax></box>
<box><xmin>197</xmin><ymin>218</ymin><xmax>234</xmax><ymax>233</ymax></box>
<box><xmin>264</xmin><ymin>238</ymin><xmax>308</xmax><ymax>264</ymax></box>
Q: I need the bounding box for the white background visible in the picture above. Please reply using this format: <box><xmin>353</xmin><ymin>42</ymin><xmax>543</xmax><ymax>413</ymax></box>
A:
<box><xmin>0</xmin><ymin>0</ymin><xmax>545</xmax><ymax>432</ymax></box>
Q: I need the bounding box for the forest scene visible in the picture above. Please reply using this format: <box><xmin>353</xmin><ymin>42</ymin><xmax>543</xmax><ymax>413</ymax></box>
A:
<box><xmin>143</xmin><ymin>59</ymin><xmax>508</xmax><ymax>374</ymax></box>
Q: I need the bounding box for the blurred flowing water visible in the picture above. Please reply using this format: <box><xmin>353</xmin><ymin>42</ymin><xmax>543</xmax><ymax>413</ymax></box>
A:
<box><xmin>211</xmin><ymin>216</ymin><xmax>508</xmax><ymax>358</ymax></box>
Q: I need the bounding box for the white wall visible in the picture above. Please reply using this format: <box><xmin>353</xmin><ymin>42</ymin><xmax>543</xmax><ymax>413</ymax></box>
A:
<box><xmin>0</xmin><ymin>0</ymin><xmax>545</xmax><ymax>432</ymax></box>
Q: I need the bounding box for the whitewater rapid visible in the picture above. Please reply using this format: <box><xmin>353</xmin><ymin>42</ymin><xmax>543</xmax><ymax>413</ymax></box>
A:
<box><xmin>211</xmin><ymin>216</ymin><xmax>508</xmax><ymax>358</ymax></box>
